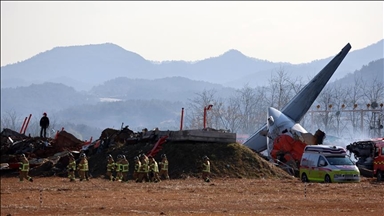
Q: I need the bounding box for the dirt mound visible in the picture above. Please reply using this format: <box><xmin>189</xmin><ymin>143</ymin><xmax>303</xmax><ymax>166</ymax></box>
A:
<box><xmin>1</xmin><ymin>128</ymin><xmax>291</xmax><ymax>180</ymax></box>
<box><xmin>88</xmin><ymin>141</ymin><xmax>292</xmax><ymax>180</ymax></box>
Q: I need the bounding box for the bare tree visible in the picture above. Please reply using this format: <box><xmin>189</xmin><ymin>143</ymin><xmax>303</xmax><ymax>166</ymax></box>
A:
<box><xmin>343</xmin><ymin>77</ymin><xmax>365</xmax><ymax>136</ymax></box>
<box><xmin>331</xmin><ymin>84</ymin><xmax>349</xmax><ymax>136</ymax></box>
<box><xmin>315</xmin><ymin>85</ymin><xmax>336</xmax><ymax>132</ymax></box>
<box><xmin>208</xmin><ymin>98</ymin><xmax>226</xmax><ymax>130</ymax></box>
<box><xmin>361</xmin><ymin>77</ymin><xmax>384</xmax><ymax>137</ymax></box>
<box><xmin>240</xmin><ymin>85</ymin><xmax>271</xmax><ymax>134</ymax></box>
<box><xmin>185</xmin><ymin>89</ymin><xmax>218</xmax><ymax>129</ymax></box>
<box><xmin>268</xmin><ymin>67</ymin><xmax>296</xmax><ymax>110</ymax></box>
<box><xmin>1</xmin><ymin>110</ymin><xmax>20</xmax><ymax>131</ymax></box>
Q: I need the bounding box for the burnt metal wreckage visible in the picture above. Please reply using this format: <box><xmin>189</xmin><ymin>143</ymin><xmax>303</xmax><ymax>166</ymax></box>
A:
<box><xmin>0</xmin><ymin>125</ymin><xmax>235</xmax><ymax>177</ymax></box>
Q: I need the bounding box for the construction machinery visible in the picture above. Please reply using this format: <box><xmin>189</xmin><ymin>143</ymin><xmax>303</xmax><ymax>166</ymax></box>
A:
<box><xmin>346</xmin><ymin>137</ymin><xmax>384</xmax><ymax>181</ymax></box>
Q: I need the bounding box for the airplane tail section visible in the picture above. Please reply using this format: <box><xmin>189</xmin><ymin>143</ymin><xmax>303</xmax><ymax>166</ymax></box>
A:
<box><xmin>282</xmin><ymin>43</ymin><xmax>351</xmax><ymax>121</ymax></box>
<box><xmin>244</xmin><ymin>43</ymin><xmax>352</xmax><ymax>153</ymax></box>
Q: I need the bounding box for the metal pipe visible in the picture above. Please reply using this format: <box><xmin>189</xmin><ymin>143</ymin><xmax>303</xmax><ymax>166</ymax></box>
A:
<box><xmin>20</xmin><ymin>117</ymin><xmax>27</xmax><ymax>134</ymax></box>
<box><xmin>22</xmin><ymin>114</ymin><xmax>32</xmax><ymax>134</ymax></box>
<box><xmin>203</xmin><ymin>107</ymin><xmax>207</xmax><ymax>129</ymax></box>
<box><xmin>180</xmin><ymin>108</ymin><xmax>184</xmax><ymax>131</ymax></box>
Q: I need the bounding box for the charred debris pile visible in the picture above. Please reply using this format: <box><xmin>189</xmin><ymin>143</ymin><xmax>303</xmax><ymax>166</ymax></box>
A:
<box><xmin>1</xmin><ymin>127</ymin><xmax>291</xmax><ymax>180</ymax></box>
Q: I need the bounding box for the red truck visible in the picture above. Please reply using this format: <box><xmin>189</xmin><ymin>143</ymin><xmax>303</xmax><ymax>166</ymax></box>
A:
<box><xmin>346</xmin><ymin>137</ymin><xmax>384</xmax><ymax>181</ymax></box>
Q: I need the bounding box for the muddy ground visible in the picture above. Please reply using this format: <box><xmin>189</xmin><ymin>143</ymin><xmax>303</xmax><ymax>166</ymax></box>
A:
<box><xmin>1</xmin><ymin>176</ymin><xmax>383</xmax><ymax>216</ymax></box>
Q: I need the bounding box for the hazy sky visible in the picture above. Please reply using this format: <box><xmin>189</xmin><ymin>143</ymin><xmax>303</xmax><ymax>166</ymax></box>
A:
<box><xmin>1</xmin><ymin>1</ymin><xmax>383</xmax><ymax>66</ymax></box>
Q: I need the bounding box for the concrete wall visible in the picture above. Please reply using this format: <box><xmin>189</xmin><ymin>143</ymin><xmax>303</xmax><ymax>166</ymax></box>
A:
<box><xmin>162</xmin><ymin>129</ymin><xmax>236</xmax><ymax>144</ymax></box>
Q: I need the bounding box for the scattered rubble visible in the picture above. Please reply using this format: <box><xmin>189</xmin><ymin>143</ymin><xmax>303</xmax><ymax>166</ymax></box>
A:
<box><xmin>1</xmin><ymin>126</ymin><xmax>291</xmax><ymax>180</ymax></box>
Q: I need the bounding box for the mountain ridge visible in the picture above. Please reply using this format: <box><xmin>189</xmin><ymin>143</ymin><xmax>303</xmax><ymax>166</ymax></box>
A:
<box><xmin>3</xmin><ymin>39</ymin><xmax>382</xmax><ymax>67</ymax></box>
<box><xmin>1</xmin><ymin>39</ymin><xmax>382</xmax><ymax>91</ymax></box>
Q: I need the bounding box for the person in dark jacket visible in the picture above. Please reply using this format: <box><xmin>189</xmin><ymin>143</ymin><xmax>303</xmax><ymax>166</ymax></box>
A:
<box><xmin>40</xmin><ymin>112</ymin><xmax>50</xmax><ymax>138</ymax></box>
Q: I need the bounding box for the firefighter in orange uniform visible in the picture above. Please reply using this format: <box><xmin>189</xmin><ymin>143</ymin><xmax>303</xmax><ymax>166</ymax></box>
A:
<box><xmin>202</xmin><ymin>155</ymin><xmax>210</xmax><ymax>182</ymax></box>
<box><xmin>19</xmin><ymin>154</ymin><xmax>33</xmax><ymax>182</ymax></box>
<box><xmin>158</xmin><ymin>154</ymin><xmax>170</xmax><ymax>180</ymax></box>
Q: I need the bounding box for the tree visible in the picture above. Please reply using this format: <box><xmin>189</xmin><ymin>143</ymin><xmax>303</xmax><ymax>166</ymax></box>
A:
<box><xmin>267</xmin><ymin>67</ymin><xmax>302</xmax><ymax>110</ymax></box>
<box><xmin>214</xmin><ymin>97</ymin><xmax>242</xmax><ymax>132</ymax></box>
<box><xmin>361</xmin><ymin>77</ymin><xmax>384</xmax><ymax>137</ymax></box>
<box><xmin>1</xmin><ymin>110</ymin><xmax>20</xmax><ymax>132</ymax></box>
<box><xmin>315</xmin><ymin>86</ymin><xmax>336</xmax><ymax>132</ymax></box>
<box><xmin>233</xmin><ymin>85</ymin><xmax>266</xmax><ymax>134</ymax></box>
<box><xmin>185</xmin><ymin>89</ymin><xmax>218</xmax><ymax>129</ymax></box>
<box><xmin>330</xmin><ymin>84</ymin><xmax>349</xmax><ymax>136</ymax></box>
<box><xmin>343</xmin><ymin>76</ymin><xmax>365</xmax><ymax>137</ymax></box>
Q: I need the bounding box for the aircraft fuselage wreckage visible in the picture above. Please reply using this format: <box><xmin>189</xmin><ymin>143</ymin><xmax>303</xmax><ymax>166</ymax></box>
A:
<box><xmin>243</xmin><ymin>43</ymin><xmax>352</xmax><ymax>161</ymax></box>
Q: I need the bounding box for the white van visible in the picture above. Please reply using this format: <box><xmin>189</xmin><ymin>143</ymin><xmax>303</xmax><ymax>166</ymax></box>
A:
<box><xmin>299</xmin><ymin>145</ymin><xmax>360</xmax><ymax>183</ymax></box>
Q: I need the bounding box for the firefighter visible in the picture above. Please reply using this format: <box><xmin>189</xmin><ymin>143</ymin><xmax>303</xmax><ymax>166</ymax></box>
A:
<box><xmin>133</xmin><ymin>156</ymin><xmax>141</xmax><ymax>182</ymax></box>
<box><xmin>121</xmin><ymin>155</ymin><xmax>129</xmax><ymax>182</ymax></box>
<box><xmin>137</xmin><ymin>154</ymin><xmax>149</xmax><ymax>183</ymax></box>
<box><xmin>106</xmin><ymin>154</ymin><xmax>115</xmax><ymax>181</ymax></box>
<box><xmin>158</xmin><ymin>154</ymin><xmax>170</xmax><ymax>180</ymax></box>
<box><xmin>77</xmin><ymin>153</ymin><xmax>89</xmax><ymax>181</ymax></box>
<box><xmin>67</xmin><ymin>153</ymin><xmax>76</xmax><ymax>182</ymax></box>
<box><xmin>149</xmin><ymin>156</ymin><xmax>161</xmax><ymax>182</ymax></box>
<box><xmin>115</xmin><ymin>155</ymin><xmax>123</xmax><ymax>182</ymax></box>
<box><xmin>202</xmin><ymin>155</ymin><xmax>210</xmax><ymax>182</ymax></box>
<box><xmin>18</xmin><ymin>154</ymin><xmax>33</xmax><ymax>182</ymax></box>
<box><xmin>143</xmin><ymin>153</ymin><xmax>149</xmax><ymax>164</ymax></box>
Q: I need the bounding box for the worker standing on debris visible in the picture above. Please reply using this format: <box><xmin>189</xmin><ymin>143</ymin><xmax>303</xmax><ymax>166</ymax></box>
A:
<box><xmin>39</xmin><ymin>112</ymin><xmax>50</xmax><ymax>138</ymax></box>
<box><xmin>121</xmin><ymin>155</ymin><xmax>129</xmax><ymax>182</ymax></box>
<box><xmin>202</xmin><ymin>156</ymin><xmax>211</xmax><ymax>182</ymax></box>
<box><xmin>115</xmin><ymin>155</ymin><xmax>123</xmax><ymax>182</ymax></box>
<box><xmin>18</xmin><ymin>154</ymin><xmax>33</xmax><ymax>182</ymax></box>
<box><xmin>158</xmin><ymin>154</ymin><xmax>170</xmax><ymax>180</ymax></box>
<box><xmin>106</xmin><ymin>154</ymin><xmax>115</xmax><ymax>181</ymax></box>
<box><xmin>77</xmin><ymin>153</ymin><xmax>89</xmax><ymax>181</ymax></box>
<box><xmin>67</xmin><ymin>153</ymin><xmax>76</xmax><ymax>182</ymax></box>
<box><xmin>133</xmin><ymin>156</ymin><xmax>141</xmax><ymax>182</ymax></box>
<box><xmin>149</xmin><ymin>156</ymin><xmax>161</xmax><ymax>182</ymax></box>
<box><xmin>137</xmin><ymin>154</ymin><xmax>149</xmax><ymax>182</ymax></box>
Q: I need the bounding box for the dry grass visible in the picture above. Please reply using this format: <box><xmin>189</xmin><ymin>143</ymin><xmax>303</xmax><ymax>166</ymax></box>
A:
<box><xmin>1</xmin><ymin>176</ymin><xmax>383</xmax><ymax>216</ymax></box>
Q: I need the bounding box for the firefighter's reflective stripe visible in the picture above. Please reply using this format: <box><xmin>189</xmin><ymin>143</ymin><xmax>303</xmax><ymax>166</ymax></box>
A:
<box><xmin>79</xmin><ymin>162</ymin><xmax>89</xmax><ymax>171</ymax></box>
<box><xmin>203</xmin><ymin>161</ymin><xmax>210</xmax><ymax>172</ymax></box>
<box><xmin>150</xmin><ymin>162</ymin><xmax>159</xmax><ymax>172</ymax></box>
<box><xmin>135</xmin><ymin>162</ymin><xmax>141</xmax><ymax>172</ymax></box>
<box><xmin>116</xmin><ymin>163</ymin><xmax>122</xmax><ymax>172</ymax></box>
<box><xmin>107</xmin><ymin>162</ymin><xmax>115</xmax><ymax>171</ymax></box>
<box><xmin>160</xmin><ymin>161</ymin><xmax>168</xmax><ymax>170</ymax></box>
<box><xmin>122</xmin><ymin>163</ymin><xmax>129</xmax><ymax>172</ymax></box>
<box><xmin>20</xmin><ymin>163</ymin><xmax>29</xmax><ymax>171</ymax></box>
<box><xmin>139</xmin><ymin>162</ymin><xmax>149</xmax><ymax>172</ymax></box>
<box><xmin>68</xmin><ymin>161</ymin><xmax>76</xmax><ymax>169</ymax></box>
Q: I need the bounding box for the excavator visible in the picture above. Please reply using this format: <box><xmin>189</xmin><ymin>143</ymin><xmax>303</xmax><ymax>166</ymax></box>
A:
<box><xmin>243</xmin><ymin>43</ymin><xmax>352</xmax><ymax>176</ymax></box>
